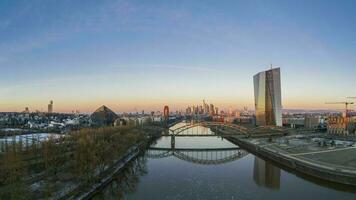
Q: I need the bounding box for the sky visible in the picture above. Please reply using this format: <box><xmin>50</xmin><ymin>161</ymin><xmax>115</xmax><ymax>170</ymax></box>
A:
<box><xmin>1</xmin><ymin>0</ymin><xmax>356</xmax><ymax>113</ymax></box>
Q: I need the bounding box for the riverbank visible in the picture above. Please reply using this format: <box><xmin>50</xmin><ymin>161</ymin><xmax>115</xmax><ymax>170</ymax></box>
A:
<box><xmin>60</xmin><ymin>143</ymin><xmax>142</xmax><ymax>200</ymax></box>
<box><xmin>226</xmin><ymin>134</ymin><xmax>356</xmax><ymax>186</ymax></box>
<box><xmin>62</xmin><ymin>129</ymin><xmax>161</xmax><ymax>200</ymax></box>
<box><xmin>0</xmin><ymin>125</ymin><xmax>163</xmax><ymax>200</ymax></box>
<box><xmin>92</xmin><ymin>123</ymin><xmax>356</xmax><ymax>200</ymax></box>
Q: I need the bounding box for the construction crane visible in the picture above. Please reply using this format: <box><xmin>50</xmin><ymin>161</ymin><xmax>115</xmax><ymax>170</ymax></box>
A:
<box><xmin>325</xmin><ymin>101</ymin><xmax>354</xmax><ymax>117</ymax></box>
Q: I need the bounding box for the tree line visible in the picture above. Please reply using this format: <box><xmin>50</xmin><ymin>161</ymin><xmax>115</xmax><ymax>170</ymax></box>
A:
<box><xmin>0</xmin><ymin>125</ymin><xmax>157</xmax><ymax>199</ymax></box>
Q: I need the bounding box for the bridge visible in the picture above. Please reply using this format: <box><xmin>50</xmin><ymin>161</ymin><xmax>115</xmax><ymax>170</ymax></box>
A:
<box><xmin>166</xmin><ymin>121</ymin><xmax>249</xmax><ymax>136</ymax></box>
<box><xmin>145</xmin><ymin>121</ymin><xmax>251</xmax><ymax>165</ymax></box>
<box><xmin>146</xmin><ymin>146</ymin><xmax>248</xmax><ymax>165</ymax></box>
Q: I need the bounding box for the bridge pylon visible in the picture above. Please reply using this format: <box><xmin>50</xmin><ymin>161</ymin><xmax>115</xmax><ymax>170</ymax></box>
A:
<box><xmin>171</xmin><ymin>134</ymin><xmax>175</xmax><ymax>149</ymax></box>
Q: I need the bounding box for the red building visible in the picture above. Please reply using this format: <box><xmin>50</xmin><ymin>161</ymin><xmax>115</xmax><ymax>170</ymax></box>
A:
<box><xmin>164</xmin><ymin>106</ymin><xmax>169</xmax><ymax>119</ymax></box>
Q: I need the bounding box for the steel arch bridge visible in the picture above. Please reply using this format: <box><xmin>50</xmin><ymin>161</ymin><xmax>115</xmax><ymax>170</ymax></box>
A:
<box><xmin>169</xmin><ymin>121</ymin><xmax>249</xmax><ymax>136</ymax></box>
<box><xmin>146</xmin><ymin>147</ymin><xmax>248</xmax><ymax>165</ymax></box>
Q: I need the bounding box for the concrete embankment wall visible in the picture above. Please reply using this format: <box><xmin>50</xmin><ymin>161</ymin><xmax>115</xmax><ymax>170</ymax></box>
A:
<box><xmin>226</xmin><ymin>136</ymin><xmax>356</xmax><ymax>187</ymax></box>
<box><xmin>75</xmin><ymin>145</ymin><xmax>142</xmax><ymax>200</ymax></box>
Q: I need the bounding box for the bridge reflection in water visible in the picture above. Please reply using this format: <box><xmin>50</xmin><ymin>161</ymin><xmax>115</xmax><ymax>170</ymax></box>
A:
<box><xmin>94</xmin><ymin>122</ymin><xmax>355</xmax><ymax>200</ymax></box>
<box><xmin>147</xmin><ymin>147</ymin><xmax>247</xmax><ymax>165</ymax></box>
<box><xmin>147</xmin><ymin>135</ymin><xmax>248</xmax><ymax>165</ymax></box>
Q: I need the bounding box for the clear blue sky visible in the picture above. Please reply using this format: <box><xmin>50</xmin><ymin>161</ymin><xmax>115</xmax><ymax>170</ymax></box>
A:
<box><xmin>1</xmin><ymin>0</ymin><xmax>356</xmax><ymax>112</ymax></box>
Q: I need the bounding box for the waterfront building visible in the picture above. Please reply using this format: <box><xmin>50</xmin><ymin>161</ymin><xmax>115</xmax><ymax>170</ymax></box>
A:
<box><xmin>304</xmin><ymin>116</ymin><xmax>321</xmax><ymax>129</ymax></box>
<box><xmin>48</xmin><ymin>100</ymin><xmax>53</xmax><ymax>113</ymax></box>
<box><xmin>283</xmin><ymin>117</ymin><xmax>305</xmax><ymax>128</ymax></box>
<box><xmin>253</xmin><ymin>68</ymin><xmax>282</xmax><ymax>126</ymax></box>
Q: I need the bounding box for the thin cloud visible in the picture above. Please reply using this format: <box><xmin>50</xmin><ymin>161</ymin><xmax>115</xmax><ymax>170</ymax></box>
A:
<box><xmin>145</xmin><ymin>64</ymin><xmax>220</xmax><ymax>73</ymax></box>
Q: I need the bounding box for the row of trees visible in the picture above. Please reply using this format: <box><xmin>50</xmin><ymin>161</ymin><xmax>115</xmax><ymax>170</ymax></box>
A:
<box><xmin>0</xmin><ymin>125</ymin><xmax>151</xmax><ymax>199</ymax></box>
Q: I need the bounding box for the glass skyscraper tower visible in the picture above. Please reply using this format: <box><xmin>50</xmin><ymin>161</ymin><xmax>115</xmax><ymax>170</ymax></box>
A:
<box><xmin>253</xmin><ymin>68</ymin><xmax>282</xmax><ymax>126</ymax></box>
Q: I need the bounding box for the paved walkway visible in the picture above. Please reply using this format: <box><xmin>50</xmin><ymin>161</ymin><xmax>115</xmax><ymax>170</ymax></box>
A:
<box><xmin>290</xmin><ymin>146</ymin><xmax>356</xmax><ymax>156</ymax></box>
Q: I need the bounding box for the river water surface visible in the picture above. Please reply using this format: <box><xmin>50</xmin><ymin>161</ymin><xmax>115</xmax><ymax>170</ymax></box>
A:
<box><xmin>94</xmin><ymin>123</ymin><xmax>355</xmax><ymax>200</ymax></box>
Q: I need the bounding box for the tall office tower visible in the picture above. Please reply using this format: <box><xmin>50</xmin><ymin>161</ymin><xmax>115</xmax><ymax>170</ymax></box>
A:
<box><xmin>198</xmin><ymin>106</ymin><xmax>203</xmax><ymax>114</ymax></box>
<box><xmin>48</xmin><ymin>100</ymin><xmax>53</xmax><ymax>113</ymax></box>
<box><xmin>209</xmin><ymin>104</ymin><xmax>215</xmax><ymax>116</ymax></box>
<box><xmin>228</xmin><ymin>107</ymin><xmax>233</xmax><ymax>117</ymax></box>
<box><xmin>202</xmin><ymin>100</ymin><xmax>207</xmax><ymax>114</ymax></box>
<box><xmin>186</xmin><ymin>106</ymin><xmax>192</xmax><ymax>115</ymax></box>
<box><xmin>253</xmin><ymin>68</ymin><xmax>282</xmax><ymax>126</ymax></box>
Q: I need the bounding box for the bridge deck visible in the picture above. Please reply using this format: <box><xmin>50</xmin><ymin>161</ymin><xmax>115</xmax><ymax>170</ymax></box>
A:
<box><xmin>161</xmin><ymin>134</ymin><xmax>240</xmax><ymax>137</ymax></box>
<box><xmin>169</xmin><ymin>122</ymin><xmax>249</xmax><ymax>135</ymax></box>
<box><xmin>149</xmin><ymin>147</ymin><xmax>240</xmax><ymax>151</ymax></box>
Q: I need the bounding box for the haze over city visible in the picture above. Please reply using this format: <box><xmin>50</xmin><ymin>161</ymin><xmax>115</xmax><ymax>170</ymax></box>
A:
<box><xmin>1</xmin><ymin>0</ymin><xmax>356</xmax><ymax>113</ymax></box>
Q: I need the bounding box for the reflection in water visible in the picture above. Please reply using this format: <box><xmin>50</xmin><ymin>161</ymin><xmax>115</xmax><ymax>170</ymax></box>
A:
<box><xmin>253</xmin><ymin>157</ymin><xmax>281</xmax><ymax>190</ymax></box>
<box><xmin>146</xmin><ymin>148</ymin><xmax>248</xmax><ymax>165</ymax></box>
<box><xmin>93</xmin><ymin>156</ymin><xmax>147</xmax><ymax>200</ymax></box>
<box><xmin>93</xmin><ymin>124</ymin><xmax>355</xmax><ymax>200</ymax></box>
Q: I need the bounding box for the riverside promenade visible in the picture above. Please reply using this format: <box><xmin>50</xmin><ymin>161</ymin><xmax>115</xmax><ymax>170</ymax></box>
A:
<box><xmin>226</xmin><ymin>133</ymin><xmax>356</xmax><ymax>186</ymax></box>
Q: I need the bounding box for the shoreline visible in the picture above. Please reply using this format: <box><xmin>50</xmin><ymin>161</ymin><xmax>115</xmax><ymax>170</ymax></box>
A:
<box><xmin>61</xmin><ymin>131</ymin><xmax>160</xmax><ymax>200</ymax></box>
<box><xmin>226</xmin><ymin>135</ymin><xmax>356</xmax><ymax>187</ymax></box>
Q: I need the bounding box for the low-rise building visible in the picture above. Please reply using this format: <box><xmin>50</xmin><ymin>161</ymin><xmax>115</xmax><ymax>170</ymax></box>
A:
<box><xmin>327</xmin><ymin>116</ymin><xmax>353</xmax><ymax>135</ymax></box>
<box><xmin>304</xmin><ymin>116</ymin><xmax>321</xmax><ymax>129</ymax></box>
<box><xmin>283</xmin><ymin>117</ymin><xmax>305</xmax><ymax>128</ymax></box>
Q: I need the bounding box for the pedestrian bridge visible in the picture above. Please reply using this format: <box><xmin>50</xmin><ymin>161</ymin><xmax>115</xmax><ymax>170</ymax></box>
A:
<box><xmin>146</xmin><ymin>146</ymin><xmax>248</xmax><ymax>165</ymax></box>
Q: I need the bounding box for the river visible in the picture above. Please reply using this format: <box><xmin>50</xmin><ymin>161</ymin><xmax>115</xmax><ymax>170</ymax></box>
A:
<box><xmin>93</xmin><ymin>123</ymin><xmax>355</xmax><ymax>200</ymax></box>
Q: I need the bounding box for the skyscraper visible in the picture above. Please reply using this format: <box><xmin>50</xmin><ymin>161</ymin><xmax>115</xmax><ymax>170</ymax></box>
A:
<box><xmin>48</xmin><ymin>100</ymin><xmax>53</xmax><ymax>113</ymax></box>
<box><xmin>24</xmin><ymin>107</ymin><xmax>29</xmax><ymax>113</ymax></box>
<box><xmin>209</xmin><ymin>104</ymin><xmax>215</xmax><ymax>116</ymax></box>
<box><xmin>253</xmin><ymin>68</ymin><xmax>282</xmax><ymax>126</ymax></box>
<box><xmin>203</xmin><ymin>100</ymin><xmax>209</xmax><ymax>114</ymax></box>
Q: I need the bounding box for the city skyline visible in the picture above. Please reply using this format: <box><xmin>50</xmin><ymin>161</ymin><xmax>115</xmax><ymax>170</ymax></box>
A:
<box><xmin>1</xmin><ymin>0</ymin><xmax>356</xmax><ymax>113</ymax></box>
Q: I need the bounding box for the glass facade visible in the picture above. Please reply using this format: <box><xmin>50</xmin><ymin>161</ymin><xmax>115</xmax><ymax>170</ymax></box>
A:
<box><xmin>253</xmin><ymin>68</ymin><xmax>282</xmax><ymax>126</ymax></box>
